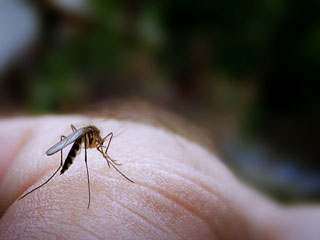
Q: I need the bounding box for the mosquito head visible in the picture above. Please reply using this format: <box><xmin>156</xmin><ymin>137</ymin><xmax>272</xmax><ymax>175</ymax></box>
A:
<box><xmin>86</xmin><ymin>125</ymin><xmax>100</xmax><ymax>135</ymax></box>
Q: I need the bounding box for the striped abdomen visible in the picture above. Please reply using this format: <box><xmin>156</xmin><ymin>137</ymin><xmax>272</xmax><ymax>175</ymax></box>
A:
<box><xmin>61</xmin><ymin>137</ymin><xmax>83</xmax><ymax>174</ymax></box>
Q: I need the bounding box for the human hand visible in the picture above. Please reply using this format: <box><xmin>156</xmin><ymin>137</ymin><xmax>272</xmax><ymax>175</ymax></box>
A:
<box><xmin>0</xmin><ymin>115</ymin><xmax>319</xmax><ymax>240</ymax></box>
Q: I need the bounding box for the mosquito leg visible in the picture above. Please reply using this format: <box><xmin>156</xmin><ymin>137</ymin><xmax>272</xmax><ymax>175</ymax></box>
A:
<box><xmin>19</xmin><ymin>135</ymin><xmax>66</xmax><ymax>200</ymax></box>
<box><xmin>71</xmin><ymin>124</ymin><xmax>77</xmax><ymax>133</ymax></box>
<box><xmin>101</xmin><ymin>146</ymin><xmax>122</xmax><ymax>166</ymax></box>
<box><xmin>101</xmin><ymin>146</ymin><xmax>111</xmax><ymax>168</ymax></box>
<box><xmin>60</xmin><ymin>135</ymin><xmax>66</xmax><ymax>165</ymax></box>
<box><xmin>103</xmin><ymin>132</ymin><xmax>113</xmax><ymax>155</ymax></box>
<box><xmin>99</xmin><ymin>132</ymin><xmax>112</xmax><ymax>168</ymax></box>
<box><xmin>96</xmin><ymin>147</ymin><xmax>134</xmax><ymax>183</ymax></box>
<box><xmin>101</xmin><ymin>132</ymin><xmax>112</xmax><ymax>147</ymax></box>
<box><xmin>102</xmin><ymin>132</ymin><xmax>122</xmax><ymax>165</ymax></box>
<box><xmin>85</xmin><ymin>134</ymin><xmax>91</xmax><ymax>209</ymax></box>
<box><xmin>106</xmin><ymin>154</ymin><xmax>122</xmax><ymax>165</ymax></box>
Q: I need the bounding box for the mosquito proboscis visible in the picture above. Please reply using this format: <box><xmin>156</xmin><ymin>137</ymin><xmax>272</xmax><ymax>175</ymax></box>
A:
<box><xmin>18</xmin><ymin>124</ymin><xmax>133</xmax><ymax>209</ymax></box>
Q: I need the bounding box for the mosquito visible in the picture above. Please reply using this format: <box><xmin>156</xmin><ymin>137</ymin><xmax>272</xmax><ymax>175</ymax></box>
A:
<box><xmin>18</xmin><ymin>124</ymin><xmax>133</xmax><ymax>209</ymax></box>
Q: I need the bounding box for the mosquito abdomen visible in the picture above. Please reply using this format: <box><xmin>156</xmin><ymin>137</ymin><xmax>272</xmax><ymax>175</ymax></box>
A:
<box><xmin>61</xmin><ymin>138</ymin><xmax>82</xmax><ymax>174</ymax></box>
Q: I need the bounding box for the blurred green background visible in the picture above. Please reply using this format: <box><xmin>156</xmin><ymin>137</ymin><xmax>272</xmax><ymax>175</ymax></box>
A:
<box><xmin>0</xmin><ymin>0</ymin><xmax>319</xmax><ymax>202</ymax></box>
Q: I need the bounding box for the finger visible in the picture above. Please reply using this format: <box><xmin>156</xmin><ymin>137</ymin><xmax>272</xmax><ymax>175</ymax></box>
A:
<box><xmin>0</xmin><ymin>116</ymin><xmax>273</xmax><ymax>240</ymax></box>
<box><xmin>0</xmin><ymin>118</ymin><xmax>33</xmax><ymax>186</ymax></box>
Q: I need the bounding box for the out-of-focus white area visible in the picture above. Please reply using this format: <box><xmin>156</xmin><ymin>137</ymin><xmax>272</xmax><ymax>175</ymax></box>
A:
<box><xmin>0</xmin><ymin>0</ymin><xmax>39</xmax><ymax>73</ymax></box>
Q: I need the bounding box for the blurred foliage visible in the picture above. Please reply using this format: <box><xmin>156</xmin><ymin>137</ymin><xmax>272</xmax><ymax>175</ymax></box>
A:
<box><xmin>1</xmin><ymin>0</ymin><xmax>319</xmax><ymax>201</ymax></box>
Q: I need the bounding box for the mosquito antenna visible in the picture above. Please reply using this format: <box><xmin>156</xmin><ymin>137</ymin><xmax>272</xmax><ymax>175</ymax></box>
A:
<box><xmin>84</xmin><ymin>134</ymin><xmax>91</xmax><ymax>209</ymax></box>
<box><xmin>113</xmin><ymin>129</ymin><xmax>126</xmax><ymax>139</ymax></box>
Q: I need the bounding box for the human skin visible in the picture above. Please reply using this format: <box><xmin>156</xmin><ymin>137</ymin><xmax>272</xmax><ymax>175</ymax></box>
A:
<box><xmin>0</xmin><ymin>116</ymin><xmax>319</xmax><ymax>240</ymax></box>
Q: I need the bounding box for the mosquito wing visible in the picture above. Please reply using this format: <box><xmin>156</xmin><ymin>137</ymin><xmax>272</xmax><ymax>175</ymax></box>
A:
<box><xmin>46</xmin><ymin>128</ymin><xmax>87</xmax><ymax>155</ymax></box>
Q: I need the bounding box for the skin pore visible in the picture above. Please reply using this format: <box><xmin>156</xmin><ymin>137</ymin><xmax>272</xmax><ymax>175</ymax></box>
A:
<box><xmin>0</xmin><ymin>108</ymin><xmax>319</xmax><ymax>239</ymax></box>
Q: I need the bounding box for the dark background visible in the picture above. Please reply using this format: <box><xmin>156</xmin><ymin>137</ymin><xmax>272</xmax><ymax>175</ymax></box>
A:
<box><xmin>0</xmin><ymin>0</ymin><xmax>319</xmax><ymax>202</ymax></box>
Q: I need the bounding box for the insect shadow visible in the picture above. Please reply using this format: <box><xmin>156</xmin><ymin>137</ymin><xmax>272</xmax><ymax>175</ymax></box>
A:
<box><xmin>19</xmin><ymin>124</ymin><xmax>134</xmax><ymax>209</ymax></box>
